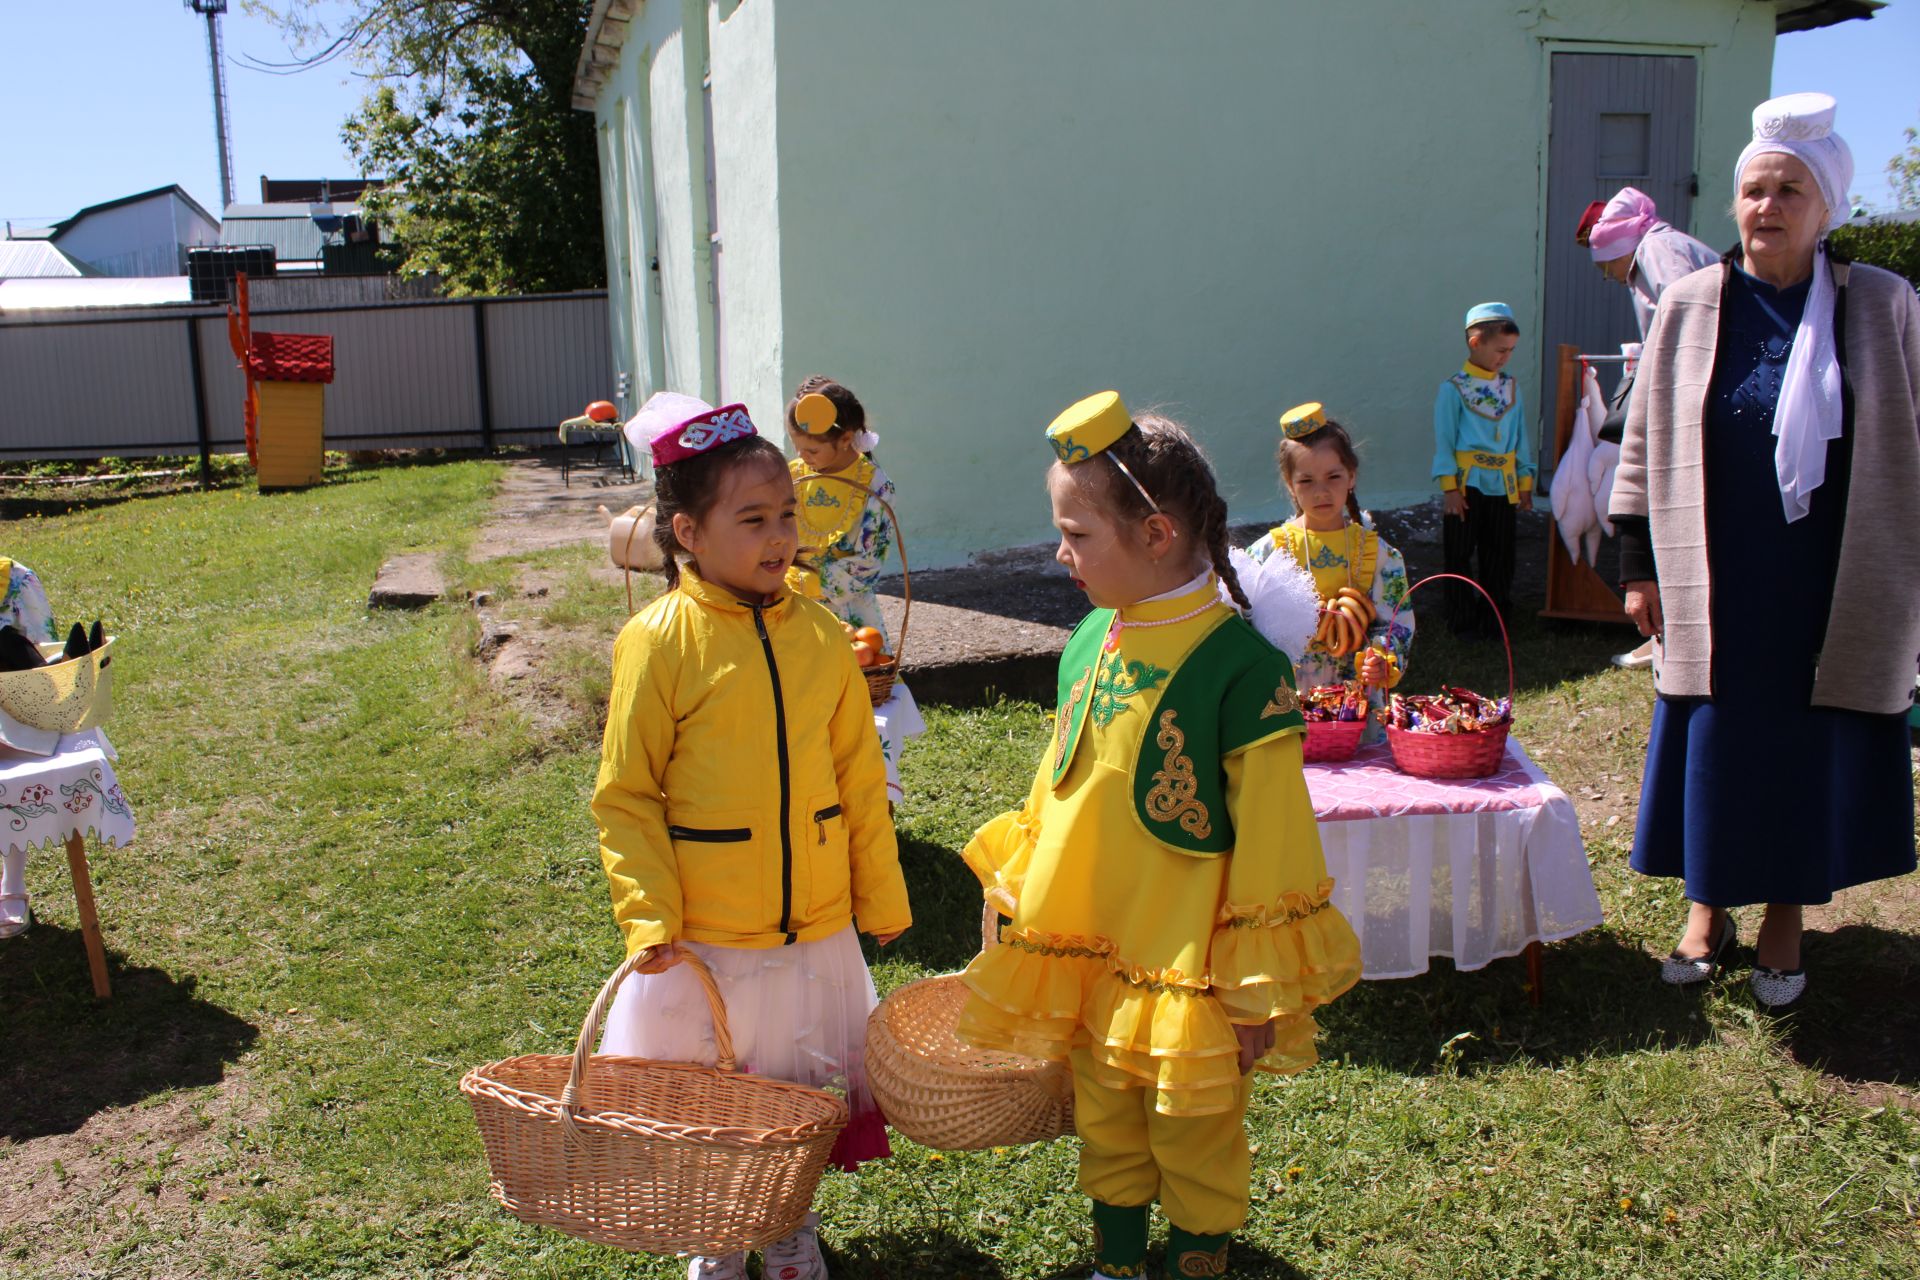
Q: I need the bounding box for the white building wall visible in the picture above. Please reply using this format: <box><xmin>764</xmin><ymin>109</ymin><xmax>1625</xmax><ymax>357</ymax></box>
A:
<box><xmin>707</xmin><ymin>0</ymin><xmax>783</xmax><ymax>420</ymax></box>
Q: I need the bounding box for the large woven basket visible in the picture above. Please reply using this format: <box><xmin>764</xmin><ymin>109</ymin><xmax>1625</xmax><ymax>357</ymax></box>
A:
<box><xmin>1383</xmin><ymin>573</ymin><xmax>1515</xmax><ymax>779</ymax></box>
<box><xmin>792</xmin><ymin>470</ymin><xmax>912</xmax><ymax>707</ymax></box>
<box><xmin>866</xmin><ymin>904</ymin><xmax>1074</xmax><ymax>1151</ymax></box>
<box><xmin>461</xmin><ymin>947</ymin><xmax>849</xmax><ymax>1256</ymax></box>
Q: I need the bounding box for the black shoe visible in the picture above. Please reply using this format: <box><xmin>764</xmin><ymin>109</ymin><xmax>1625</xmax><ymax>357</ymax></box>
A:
<box><xmin>61</xmin><ymin>622</ymin><xmax>89</xmax><ymax>660</ymax></box>
<box><xmin>0</xmin><ymin>625</ymin><xmax>46</xmax><ymax>672</ymax></box>
<box><xmin>89</xmin><ymin>620</ymin><xmax>103</xmax><ymax>652</ymax></box>
<box><xmin>1660</xmin><ymin>913</ymin><xmax>1737</xmax><ymax>986</ymax></box>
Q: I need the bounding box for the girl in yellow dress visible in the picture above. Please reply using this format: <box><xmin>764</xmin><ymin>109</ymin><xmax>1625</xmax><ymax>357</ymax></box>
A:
<box><xmin>1243</xmin><ymin>404</ymin><xmax>1415</xmax><ymax>746</ymax></box>
<box><xmin>784</xmin><ymin>376</ymin><xmax>897</xmax><ymax>649</ymax></box>
<box><xmin>957</xmin><ymin>392</ymin><xmax>1361</xmax><ymax>1279</ymax></box>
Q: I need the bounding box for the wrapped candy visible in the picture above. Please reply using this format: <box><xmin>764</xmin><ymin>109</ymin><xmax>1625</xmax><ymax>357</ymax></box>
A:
<box><xmin>1301</xmin><ymin>682</ymin><xmax>1370</xmax><ymax>724</ymax></box>
<box><xmin>1387</xmin><ymin>685</ymin><xmax>1512</xmax><ymax>735</ymax></box>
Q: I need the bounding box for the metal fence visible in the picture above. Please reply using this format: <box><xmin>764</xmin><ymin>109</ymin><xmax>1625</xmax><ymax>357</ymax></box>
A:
<box><xmin>0</xmin><ymin>290</ymin><xmax>611</xmax><ymax>466</ymax></box>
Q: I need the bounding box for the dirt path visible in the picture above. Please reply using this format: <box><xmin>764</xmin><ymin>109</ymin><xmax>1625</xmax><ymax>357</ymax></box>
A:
<box><xmin>469</xmin><ymin>456</ymin><xmax>648</xmax><ymax>562</ymax></box>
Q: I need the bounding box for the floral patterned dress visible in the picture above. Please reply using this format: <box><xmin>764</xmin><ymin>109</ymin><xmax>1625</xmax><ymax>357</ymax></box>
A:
<box><xmin>0</xmin><ymin>559</ymin><xmax>57</xmax><ymax>645</ymax></box>
<box><xmin>1244</xmin><ymin>517</ymin><xmax>1413</xmax><ymax>744</ymax></box>
<box><xmin>787</xmin><ymin>456</ymin><xmax>898</xmax><ymax>651</ymax></box>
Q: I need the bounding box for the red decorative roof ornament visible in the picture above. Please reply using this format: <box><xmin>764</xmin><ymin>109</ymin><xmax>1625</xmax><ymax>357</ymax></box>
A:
<box><xmin>247</xmin><ymin>331</ymin><xmax>336</xmax><ymax>384</ymax></box>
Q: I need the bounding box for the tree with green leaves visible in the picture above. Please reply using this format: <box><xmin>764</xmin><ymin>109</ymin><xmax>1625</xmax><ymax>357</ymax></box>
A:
<box><xmin>246</xmin><ymin>2</ymin><xmax>604</xmax><ymax>295</ymax></box>
<box><xmin>1888</xmin><ymin>114</ymin><xmax>1919</xmax><ymax>211</ymax></box>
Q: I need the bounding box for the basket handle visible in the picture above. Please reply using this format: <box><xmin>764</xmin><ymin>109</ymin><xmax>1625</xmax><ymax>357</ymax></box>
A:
<box><xmin>980</xmin><ymin>899</ymin><xmax>1001</xmax><ymax>953</ymax></box>
<box><xmin>1387</xmin><ymin>572</ymin><xmax>1514</xmax><ymax>703</ymax></box>
<box><xmin>557</xmin><ymin>944</ymin><xmax>735</xmax><ymax>1147</ymax></box>
<box><xmin>790</xmin><ymin>469</ymin><xmax>911</xmax><ymax>666</ymax></box>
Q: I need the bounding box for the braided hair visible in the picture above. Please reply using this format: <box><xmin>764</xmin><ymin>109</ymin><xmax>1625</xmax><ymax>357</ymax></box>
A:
<box><xmin>1070</xmin><ymin>413</ymin><xmax>1252</xmax><ymax>615</ymax></box>
<box><xmin>1277</xmin><ymin>419</ymin><xmax>1366</xmax><ymax>527</ymax></box>
<box><xmin>650</xmin><ymin>434</ymin><xmax>789</xmax><ymax>590</ymax></box>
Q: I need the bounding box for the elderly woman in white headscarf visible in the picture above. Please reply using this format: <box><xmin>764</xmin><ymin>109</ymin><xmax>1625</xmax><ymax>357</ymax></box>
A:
<box><xmin>1609</xmin><ymin>93</ymin><xmax>1920</xmax><ymax>1011</ymax></box>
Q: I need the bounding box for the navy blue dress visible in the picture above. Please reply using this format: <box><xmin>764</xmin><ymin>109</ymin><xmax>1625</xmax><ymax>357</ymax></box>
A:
<box><xmin>1629</xmin><ymin>265</ymin><xmax>1917</xmax><ymax>906</ymax></box>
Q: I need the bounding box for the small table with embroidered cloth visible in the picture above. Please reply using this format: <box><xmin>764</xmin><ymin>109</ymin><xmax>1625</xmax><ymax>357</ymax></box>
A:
<box><xmin>1302</xmin><ymin>739</ymin><xmax>1600</xmax><ymax>987</ymax></box>
<box><xmin>0</xmin><ymin>728</ymin><xmax>134</xmax><ymax>997</ymax></box>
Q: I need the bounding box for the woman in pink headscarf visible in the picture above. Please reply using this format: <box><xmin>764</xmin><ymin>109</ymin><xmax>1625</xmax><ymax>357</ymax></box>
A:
<box><xmin>1585</xmin><ymin>187</ymin><xmax>1720</xmax><ymax>341</ymax></box>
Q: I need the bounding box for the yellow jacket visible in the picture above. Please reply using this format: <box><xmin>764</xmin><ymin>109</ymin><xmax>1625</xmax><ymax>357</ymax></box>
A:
<box><xmin>592</xmin><ymin>564</ymin><xmax>911</xmax><ymax>954</ymax></box>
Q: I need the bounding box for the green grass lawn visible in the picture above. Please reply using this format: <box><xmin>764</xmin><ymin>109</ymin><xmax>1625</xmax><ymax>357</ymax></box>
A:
<box><xmin>1</xmin><ymin>463</ymin><xmax>1915</xmax><ymax>1279</ymax></box>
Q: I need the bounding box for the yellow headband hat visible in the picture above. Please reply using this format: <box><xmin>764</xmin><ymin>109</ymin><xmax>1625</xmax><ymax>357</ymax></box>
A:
<box><xmin>793</xmin><ymin>391</ymin><xmax>840</xmax><ymax>436</ymax></box>
<box><xmin>1045</xmin><ymin>390</ymin><xmax>1160</xmax><ymax>513</ymax></box>
<box><xmin>1045</xmin><ymin>390</ymin><xmax>1135</xmax><ymax>463</ymax></box>
<box><xmin>1279</xmin><ymin>401</ymin><xmax>1328</xmax><ymax>440</ymax></box>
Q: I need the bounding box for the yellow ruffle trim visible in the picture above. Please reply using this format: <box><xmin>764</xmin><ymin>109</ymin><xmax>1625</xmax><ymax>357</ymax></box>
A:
<box><xmin>957</xmin><ymin>926</ymin><xmax>1334</xmax><ymax>1117</ymax></box>
<box><xmin>1209</xmin><ymin>880</ymin><xmax>1362</xmax><ymax>1024</ymax></box>
<box><xmin>961</xmin><ymin>804</ymin><xmax>1041</xmax><ymax>917</ymax></box>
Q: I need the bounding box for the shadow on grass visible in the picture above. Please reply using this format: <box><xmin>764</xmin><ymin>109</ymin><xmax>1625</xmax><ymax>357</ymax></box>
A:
<box><xmin>828</xmin><ymin>1230</ymin><xmax>1010</xmax><ymax>1279</ymax></box>
<box><xmin>872</xmin><ymin>834</ymin><xmax>994</xmax><ymax>974</ymax></box>
<box><xmin>1319</xmin><ymin>927</ymin><xmax>1714</xmax><ymax>1076</ymax></box>
<box><xmin>0</xmin><ymin>924</ymin><xmax>257</xmax><ymax>1140</ymax></box>
<box><xmin>1778</xmin><ymin>922</ymin><xmax>1920</xmax><ymax>1098</ymax></box>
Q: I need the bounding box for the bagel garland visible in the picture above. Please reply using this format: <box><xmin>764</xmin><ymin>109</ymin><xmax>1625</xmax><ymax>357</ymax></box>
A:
<box><xmin>1314</xmin><ymin>586</ymin><xmax>1376</xmax><ymax>659</ymax></box>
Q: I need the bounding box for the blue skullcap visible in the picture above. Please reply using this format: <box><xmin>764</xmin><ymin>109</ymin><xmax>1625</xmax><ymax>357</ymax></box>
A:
<box><xmin>1464</xmin><ymin>302</ymin><xmax>1516</xmax><ymax>331</ymax></box>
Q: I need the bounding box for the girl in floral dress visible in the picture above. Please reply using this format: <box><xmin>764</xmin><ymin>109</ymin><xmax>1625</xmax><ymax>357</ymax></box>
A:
<box><xmin>1243</xmin><ymin>405</ymin><xmax>1414</xmax><ymax>745</ymax></box>
<box><xmin>784</xmin><ymin>377</ymin><xmax>922</xmax><ymax>800</ymax></box>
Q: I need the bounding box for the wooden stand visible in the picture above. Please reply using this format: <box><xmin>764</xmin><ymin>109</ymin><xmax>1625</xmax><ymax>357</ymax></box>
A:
<box><xmin>62</xmin><ymin>830</ymin><xmax>112</xmax><ymax>998</ymax></box>
<box><xmin>1541</xmin><ymin>343</ymin><xmax>1633</xmax><ymax>625</ymax></box>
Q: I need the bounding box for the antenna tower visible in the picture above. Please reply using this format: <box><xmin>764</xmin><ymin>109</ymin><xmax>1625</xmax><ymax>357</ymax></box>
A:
<box><xmin>185</xmin><ymin>0</ymin><xmax>236</xmax><ymax>211</ymax></box>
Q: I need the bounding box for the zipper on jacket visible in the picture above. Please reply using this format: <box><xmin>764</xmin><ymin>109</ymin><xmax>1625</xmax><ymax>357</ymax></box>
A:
<box><xmin>813</xmin><ymin>803</ymin><xmax>842</xmax><ymax>846</ymax></box>
<box><xmin>752</xmin><ymin>603</ymin><xmax>798</xmax><ymax>944</ymax></box>
<box><xmin>668</xmin><ymin>825</ymin><xmax>751</xmax><ymax>843</ymax></box>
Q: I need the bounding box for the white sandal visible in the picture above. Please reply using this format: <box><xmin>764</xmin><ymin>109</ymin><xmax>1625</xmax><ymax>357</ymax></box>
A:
<box><xmin>0</xmin><ymin>892</ymin><xmax>31</xmax><ymax>940</ymax></box>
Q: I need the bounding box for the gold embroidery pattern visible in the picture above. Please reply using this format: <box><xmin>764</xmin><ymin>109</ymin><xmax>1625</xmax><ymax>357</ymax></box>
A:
<box><xmin>1224</xmin><ymin>898</ymin><xmax>1330</xmax><ymax>928</ymax></box>
<box><xmin>1260</xmin><ymin>682</ymin><xmax>1299</xmax><ymax>719</ymax></box>
<box><xmin>1088</xmin><ymin>651</ymin><xmax>1169</xmax><ymax>727</ymax></box>
<box><xmin>1144</xmin><ymin>709</ymin><xmax>1212</xmax><ymax>839</ymax></box>
<box><xmin>1003</xmin><ymin>934</ymin><xmax>1108</xmax><ymax>962</ymax></box>
<box><xmin>1054</xmin><ymin>666</ymin><xmax>1092</xmax><ymax>771</ymax></box>
<box><xmin>999</xmin><ymin>930</ymin><xmax>1210</xmax><ymax>993</ymax></box>
<box><xmin>1175</xmin><ymin>1244</ymin><xmax>1230</xmax><ymax>1277</ymax></box>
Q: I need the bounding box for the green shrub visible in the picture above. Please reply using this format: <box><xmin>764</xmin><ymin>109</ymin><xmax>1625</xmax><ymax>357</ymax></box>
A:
<box><xmin>1832</xmin><ymin>216</ymin><xmax>1920</xmax><ymax>286</ymax></box>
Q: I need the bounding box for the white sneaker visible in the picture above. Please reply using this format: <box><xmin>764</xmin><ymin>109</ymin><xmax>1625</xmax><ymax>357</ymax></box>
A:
<box><xmin>762</xmin><ymin>1211</ymin><xmax>828</xmax><ymax>1280</ymax></box>
<box><xmin>687</xmin><ymin>1254</ymin><xmax>747</xmax><ymax>1280</ymax></box>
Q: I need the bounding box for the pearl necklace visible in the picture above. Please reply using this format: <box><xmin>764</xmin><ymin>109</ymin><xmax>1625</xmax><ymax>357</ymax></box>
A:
<box><xmin>1103</xmin><ymin>600</ymin><xmax>1218</xmax><ymax>652</ymax></box>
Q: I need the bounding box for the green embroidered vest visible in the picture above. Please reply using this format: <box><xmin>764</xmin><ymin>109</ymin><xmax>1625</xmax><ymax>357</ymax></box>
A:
<box><xmin>1051</xmin><ymin>610</ymin><xmax>1306</xmax><ymax>856</ymax></box>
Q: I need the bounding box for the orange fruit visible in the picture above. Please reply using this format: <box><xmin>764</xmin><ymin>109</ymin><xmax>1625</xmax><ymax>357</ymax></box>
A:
<box><xmin>854</xmin><ymin>626</ymin><xmax>884</xmax><ymax>650</ymax></box>
<box><xmin>852</xmin><ymin>641</ymin><xmax>879</xmax><ymax>668</ymax></box>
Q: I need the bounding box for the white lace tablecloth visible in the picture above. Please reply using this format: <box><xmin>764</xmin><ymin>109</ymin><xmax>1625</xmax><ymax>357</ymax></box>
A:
<box><xmin>1</xmin><ymin>729</ymin><xmax>135</xmax><ymax>930</ymax></box>
<box><xmin>874</xmin><ymin>680</ymin><xmax>925</xmax><ymax>803</ymax></box>
<box><xmin>1304</xmin><ymin>739</ymin><xmax>1602</xmax><ymax>979</ymax></box>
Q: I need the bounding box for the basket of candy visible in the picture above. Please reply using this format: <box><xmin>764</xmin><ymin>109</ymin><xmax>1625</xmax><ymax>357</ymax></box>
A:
<box><xmin>1381</xmin><ymin>574</ymin><xmax>1514</xmax><ymax>778</ymax></box>
<box><xmin>1299</xmin><ymin>683</ymin><xmax>1368</xmax><ymax>763</ymax></box>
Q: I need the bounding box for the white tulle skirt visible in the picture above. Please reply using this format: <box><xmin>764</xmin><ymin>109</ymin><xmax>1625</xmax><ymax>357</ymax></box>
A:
<box><xmin>598</xmin><ymin>924</ymin><xmax>891</xmax><ymax>1170</ymax></box>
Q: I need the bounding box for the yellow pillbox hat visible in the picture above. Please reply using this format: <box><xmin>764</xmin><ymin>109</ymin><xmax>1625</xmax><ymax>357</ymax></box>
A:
<box><xmin>1279</xmin><ymin>402</ymin><xmax>1327</xmax><ymax>440</ymax></box>
<box><xmin>1046</xmin><ymin>390</ymin><xmax>1133</xmax><ymax>463</ymax></box>
<box><xmin>793</xmin><ymin>392</ymin><xmax>839</xmax><ymax>435</ymax></box>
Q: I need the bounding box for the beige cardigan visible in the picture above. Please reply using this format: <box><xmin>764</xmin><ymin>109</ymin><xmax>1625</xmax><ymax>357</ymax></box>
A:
<box><xmin>1610</xmin><ymin>257</ymin><xmax>1920</xmax><ymax>714</ymax></box>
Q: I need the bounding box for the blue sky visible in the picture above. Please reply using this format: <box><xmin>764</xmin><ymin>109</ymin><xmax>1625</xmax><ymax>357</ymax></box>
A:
<box><xmin>2</xmin><ymin>2</ymin><xmax>1916</xmax><ymax>231</ymax></box>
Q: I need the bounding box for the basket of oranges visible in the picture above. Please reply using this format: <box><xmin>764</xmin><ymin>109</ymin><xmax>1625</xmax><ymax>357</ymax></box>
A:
<box><xmin>791</xmin><ymin>470</ymin><xmax>911</xmax><ymax>708</ymax></box>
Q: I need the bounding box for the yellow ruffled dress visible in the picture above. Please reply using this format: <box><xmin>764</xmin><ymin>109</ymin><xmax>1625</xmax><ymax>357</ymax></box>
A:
<box><xmin>956</xmin><ymin>578</ymin><xmax>1362</xmax><ymax>1117</ymax></box>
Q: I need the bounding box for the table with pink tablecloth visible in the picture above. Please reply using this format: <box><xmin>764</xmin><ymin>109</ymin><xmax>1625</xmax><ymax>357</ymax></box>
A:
<box><xmin>1303</xmin><ymin>739</ymin><xmax>1603</xmax><ymax>980</ymax></box>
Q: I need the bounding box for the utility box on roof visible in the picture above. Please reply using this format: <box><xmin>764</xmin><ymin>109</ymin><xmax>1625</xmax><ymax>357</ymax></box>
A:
<box><xmin>247</xmin><ymin>331</ymin><xmax>334</xmax><ymax>489</ymax></box>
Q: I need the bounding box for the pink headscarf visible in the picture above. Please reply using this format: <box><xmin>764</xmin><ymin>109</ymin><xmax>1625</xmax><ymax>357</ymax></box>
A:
<box><xmin>1588</xmin><ymin>188</ymin><xmax>1659</xmax><ymax>263</ymax></box>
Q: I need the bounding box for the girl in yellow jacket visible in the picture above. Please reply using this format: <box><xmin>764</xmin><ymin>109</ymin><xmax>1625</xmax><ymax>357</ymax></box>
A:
<box><xmin>591</xmin><ymin>394</ymin><xmax>912</xmax><ymax>1280</ymax></box>
<box><xmin>959</xmin><ymin>394</ymin><xmax>1360</xmax><ymax>1280</ymax></box>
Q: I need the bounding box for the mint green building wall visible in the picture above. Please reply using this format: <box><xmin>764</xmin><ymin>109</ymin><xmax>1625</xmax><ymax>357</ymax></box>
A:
<box><xmin>593</xmin><ymin>0</ymin><xmax>1774</xmax><ymax>564</ymax></box>
<box><xmin>768</xmin><ymin>0</ymin><xmax>1773</xmax><ymax>564</ymax></box>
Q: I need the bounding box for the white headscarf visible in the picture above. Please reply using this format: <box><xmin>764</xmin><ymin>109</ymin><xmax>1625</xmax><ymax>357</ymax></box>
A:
<box><xmin>1734</xmin><ymin>93</ymin><xmax>1854</xmax><ymax>523</ymax></box>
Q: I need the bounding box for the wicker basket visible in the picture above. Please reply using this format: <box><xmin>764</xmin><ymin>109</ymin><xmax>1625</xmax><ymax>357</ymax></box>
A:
<box><xmin>1383</xmin><ymin>573</ymin><xmax>1515</xmax><ymax>779</ymax></box>
<box><xmin>1301</xmin><ymin>717</ymin><xmax>1365</xmax><ymax>763</ymax></box>
<box><xmin>460</xmin><ymin>947</ymin><xmax>849</xmax><ymax>1256</ymax></box>
<box><xmin>866</xmin><ymin>903</ymin><xmax>1074</xmax><ymax>1150</ymax></box>
<box><xmin>792</xmin><ymin>469</ymin><xmax>912</xmax><ymax>707</ymax></box>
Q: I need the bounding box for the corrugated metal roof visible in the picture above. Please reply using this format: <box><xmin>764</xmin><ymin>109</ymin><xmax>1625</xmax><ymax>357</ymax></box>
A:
<box><xmin>0</xmin><ymin>241</ymin><xmax>92</xmax><ymax>280</ymax></box>
<box><xmin>0</xmin><ymin>276</ymin><xmax>194</xmax><ymax>311</ymax></box>
<box><xmin>219</xmin><ymin>202</ymin><xmax>362</xmax><ymax>263</ymax></box>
